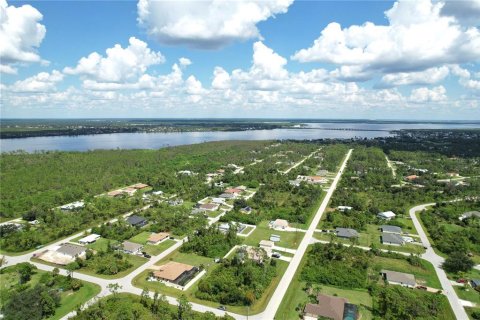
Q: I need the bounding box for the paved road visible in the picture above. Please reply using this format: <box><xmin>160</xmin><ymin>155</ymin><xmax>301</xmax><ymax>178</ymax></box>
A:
<box><xmin>409</xmin><ymin>203</ymin><xmax>469</xmax><ymax>320</ymax></box>
<box><xmin>260</xmin><ymin>149</ymin><xmax>353</xmax><ymax>319</ymax></box>
<box><xmin>282</xmin><ymin>148</ymin><xmax>321</xmax><ymax>174</ymax></box>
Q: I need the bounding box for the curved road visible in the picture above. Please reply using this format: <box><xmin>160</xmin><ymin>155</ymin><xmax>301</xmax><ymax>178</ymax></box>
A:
<box><xmin>409</xmin><ymin>203</ymin><xmax>468</xmax><ymax>320</ymax></box>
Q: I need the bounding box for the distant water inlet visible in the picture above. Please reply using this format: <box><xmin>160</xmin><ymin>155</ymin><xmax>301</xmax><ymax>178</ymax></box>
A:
<box><xmin>1</xmin><ymin>121</ymin><xmax>479</xmax><ymax>153</ymax></box>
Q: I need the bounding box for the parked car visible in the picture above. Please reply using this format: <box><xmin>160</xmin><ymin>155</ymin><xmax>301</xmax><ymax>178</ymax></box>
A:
<box><xmin>416</xmin><ymin>285</ymin><xmax>427</xmax><ymax>290</ymax></box>
<box><xmin>272</xmin><ymin>252</ymin><xmax>281</xmax><ymax>258</ymax></box>
<box><xmin>457</xmin><ymin>278</ymin><xmax>467</xmax><ymax>283</ymax></box>
<box><xmin>142</xmin><ymin>252</ymin><xmax>151</xmax><ymax>258</ymax></box>
<box><xmin>218</xmin><ymin>305</ymin><xmax>227</xmax><ymax>311</ymax></box>
<box><xmin>214</xmin><ymin>258</ymin><xmax>221</xmax><ymax>263</ymax></box>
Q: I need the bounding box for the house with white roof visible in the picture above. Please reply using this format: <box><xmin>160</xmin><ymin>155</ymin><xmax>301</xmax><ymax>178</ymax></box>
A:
<box><xmin>377</xmin><ymin>211</ymin><xmax>396</xmax><ymax>220</ymax></box>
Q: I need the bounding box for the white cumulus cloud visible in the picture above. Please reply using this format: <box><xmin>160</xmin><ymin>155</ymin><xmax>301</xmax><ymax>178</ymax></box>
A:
<box><xmin>64</xmin><ymin>37</ymin><xmax>164</xmax><ymax>83</ymax></box>
<box><xmin>380</xmin><ymin>66</ymin><xmax>450</xmax><ymax>86</ymax></box>
<box><xmin>8</xmin><ymin>70</ymin><xmax>63</xmax><ymax>93</ymax></box>
<box><xmin>410</xmin><ymin>85</ymin><xmax>447</xmax><ymax>102</ymax></box>
<box><xmin>137</xmin><ymin>0</ymin><xmax>293</xmax><ymax>49</ymax></box>
<box><xmin>0</xmin><ymin>0</ymin><xmax>46</xmax><ymax>73</ymax></box>
<box><xmin>292</xmin><ymin>0</ymin><xmax>480</xmax><ymax>79</ymax></box>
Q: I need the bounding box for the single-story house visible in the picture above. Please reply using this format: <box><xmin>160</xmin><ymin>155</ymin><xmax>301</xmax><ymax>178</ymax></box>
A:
<box><xmin>147</xmin><ymin>232</ymin><xmax>170</xmax><ymax>245</ymax></box>
<box><xmin>153</xmin><ymin>261</ymin><xmax>198</xmax><ymax>285</ymax></box>
<box><xmin>219</xmin><ymin>193</ymin><xmax>236</xmax><ymax>199</ymax></box>
<box><xmin>224</xmin><ymin>188</ymin><xmax>243</xmax><ymax>195</ymax></box>
<box><xmin>377</xmin><ymin>211</ymin><xmax>396</xmax><ymax>220</ymax></box>
<box><xmin>130</xmin><ymin>183</ymin><xmax>149</xmax><ymax>190</ymax></box>
<box><xmin>122</xmin><ymin>187</ymin><xmax>137</xmax><ymax>196</ymax></box>
<box><xmin>337</xmin><ymin>206</ymin><xmax>353</xmax><ymax>212</ymax></box>
<box><xmin>240</xmin><ymin>206</ymin><xmax>252</xmax><ymax>214</ymax></box>
<box><xmin>270</xmin><ymin>234</ymin><xmax>281</xmax><ymax>242</ymax></box>
<box><xmin>107</xmin><ymin>190</ymin><xmax>125</xmax><ymax>197</ymax></box>
<box><xmin>317</xmin><ymin>169</ymin><xmax>329</xmax><ymax>176</ymax></box>
<box><xmin>304</xmin><ymin>294</ymin><xmax>354</xmax><ymax>320</ymax></box>
<box><xmin>335</xmin><ymin>228</ymin><xmax>359</xmax><ymax>239</ymax></box>
<box><xmin>470</xmin><ymin>279</ymin><xmax>480</xmax><ymax>288</ymax></box>
<box><xmin>243</xmin><ymin>246</ymin><xmax>268</xmax><ymax>263</ymax></box>
<box><xmin>211</xmin><ymin>197</ymin><xmax>225</xmax><ymax>204</ymax></box>
<box><xmin>459</xmin><ymin>211</ymin><xmax>480</xmax><ymax>221</ymax></box>
<box><xmin>218</xmin><ymin>222</ymin><xmax>246</xmax><ymax>234</ymax></box>
<box><xmin>78</xmin><ymin>234</ymin><xmax>100</xmax><ymax>245</ymax></box>
<box><xmin>60</xmin><ymin>201</ymin><xmax>85</xmax><ymax>211</ymax></box>
<box><xmin>198</xmin><ymin>203</ymin><xmax>219</xmax><ymax>212</ymax></box>
<box><xmin>126</xmin><ymin>215</ymin><xmax>148</xmax><ymax>228</ymax></box>
<box><xmin>380</xmin><ymin>225</ymin><xmax>402</xmax><ymax>234</ymax></box>
<box><xmin>405</xmin><ymin>175</ymin><xmax>419</xmax><ymax>181</ymax></box>
<box><xmin>121</xmin><ymin>241</ymin><xmax>143</xmax><ymax>255</ymax></box>
<box><xmin>381</xmin><ymin>269</ymin><xmax>416</xmax><ymax>288</ymax></box>
<box><xmin>37</xmin><ymin>243</ymin><xmax>87</xmax><ymax>265</ymax></box>
<box><xmin>57</xmin><ymin>243</ymin><xmax>87</xmax><ymax>259</ymax></box>
<box><xmin>270</xmin><ymin>219</ymin><xmax>289</xmax><ymax>230</ymax></box>
<box><xmin>381</xmin><ymin>232</ymin><xmax>405</xmax><ymax>246</ymax></box>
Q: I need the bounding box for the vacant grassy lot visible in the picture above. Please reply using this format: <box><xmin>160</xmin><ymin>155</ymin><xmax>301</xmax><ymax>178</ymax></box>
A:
<box><xmin>129</xmin><ymin>231</ymin><xmax>151</xmax><ymax>244</ymax></box>
<box><xmin>0</xmin><ymin>267</ymin><xmax>100</xmax><ymax>319</ymax></box>
<box><xmin>242</xmin><ymin>221</ymin><xmax>304</xmax><ymax>249</ymax></box>
<box><xmin>143</xmin><ymin>240</ymin><xmax>176</xmax><ymax>256</ymax></box>
<box><xmin>276</xmin><ymin>247</ymin><xmax>372</xmax><ymax>320</ymax></box>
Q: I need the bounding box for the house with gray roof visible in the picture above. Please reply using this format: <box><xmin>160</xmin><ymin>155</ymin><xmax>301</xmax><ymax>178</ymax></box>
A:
<box><xmin>126</xmin><ymin>215</ymin><xmax>147</xmax><ymax>227</ymax></box>
<box><xmin>121</xmin><ymin>241</ymin><xmax>143</xmax><ymax>255</ymax></box>
<box><xmin>380</xmin><ymin>225</ymin><xmax>402</xmax><ymax>234</ymax></box>
<box><xmin>381</xmin><ymin>270</ymin><xmax>416</xmax><ymax>288</ymax></box>
<box><xmin>381</xmin><ymin>232</ymin><xmax>405</xmax><ymax>246</ymax></box>
<box><xmin>56</xmin><ymin>243</ymin><xmax>87</xmax><ymax>259</ymax></box>
<box><xmin>335</xmin><ymin>228</ymin><xmax>359</xmax><ymax>239</ymax></box>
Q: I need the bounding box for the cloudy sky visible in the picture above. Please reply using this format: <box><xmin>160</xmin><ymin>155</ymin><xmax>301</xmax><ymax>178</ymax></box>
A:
<box><xmin>1</xmin><ymin>0</ymin><xmax>479</xmax><ymax>119</ymax></box>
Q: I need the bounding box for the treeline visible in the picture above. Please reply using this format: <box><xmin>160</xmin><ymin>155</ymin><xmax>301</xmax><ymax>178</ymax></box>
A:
<box><xmin>181</xmin><ymin>225</ymin><xmax>240</xmax><ymax>258</ymax></box>
<box><xmin>73</xmin><ymin>293</ymin><xmax>234</xmax><ymax>320</ymax></box>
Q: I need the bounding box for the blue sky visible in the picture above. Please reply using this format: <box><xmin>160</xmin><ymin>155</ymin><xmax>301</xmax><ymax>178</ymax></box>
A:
<box><xmin>1</xmin><ymin>0</ymin><xmax>479</xmax><ymax>119</ymax></box>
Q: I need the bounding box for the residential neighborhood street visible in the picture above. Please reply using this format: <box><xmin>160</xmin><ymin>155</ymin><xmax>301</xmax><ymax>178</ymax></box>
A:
<box><xmin>409</xmin><ymin>203</ymin><xmax>469</xmax><ymax>320</ymax></box>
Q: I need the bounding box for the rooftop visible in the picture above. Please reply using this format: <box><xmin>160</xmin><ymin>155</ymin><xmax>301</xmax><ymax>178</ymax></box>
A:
<box><xmin>126</xmin><ymin>215</ymin><xmax>147</xmax><ymax>225</ymax></box>
<box><xmin>382</xmin><ymin>269</ymin><xmax>416</xmax><ymax>287</ymax></box>
<box><xmin>380</xmin><ymin>225</ymin><xmax>402</xmax><ymax>234</ymax></box>
<box><xmin>56</xmin><ymin>243</ymin><xmax>87</xmax><ymax>257</ymax></box>
<box><xmin>304</xmin><ymin>294</ymin><xmax>347</xmax><ymax>320</ymax></box>
<box><xmin>153</xmin><ymin>261</ymin><xmax>195</xmax><ymax>281</ymax></box>
<box><xmin>148</xmin><ymin>232</ymin><xmax>169</xmax><ymax>243</ymax></box>
<box><xmin>122</xmin><ymin>240</ymin><xmax>143</xmax><ymax>252</ymax></box>
<box><xmin>335</xmin><ymin>227</ymin><xmax>359</xmax><ymax>238</ymax></box>
<box><xmin>381</xmin><ymin>232</ymin><xmax>404</xmax><ymax>245</ymax></box>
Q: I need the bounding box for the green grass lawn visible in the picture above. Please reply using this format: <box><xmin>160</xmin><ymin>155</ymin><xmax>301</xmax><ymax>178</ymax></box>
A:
<box><xmin>143</xmin><ymin>240</ymin><xmax>176</xmax><ymax>256</ymax></box>
<box><xmin>77</xmin><ymin>254</ymin><xmax>147</xmax><ymax>279</ymax></box>
<box><xmin>466</xmin><ymin>307</ymin><xmax>480</xmax><ymax>320</ymax></box>
<box><xmin>50</xmin><ymin>281</ymin><xmax>100</xmax><ymax>320</ymax></box>
<box><xmin>371</xmin><ymin>255</ymin><xmax>441</xmax><ymax>288</ymax></box>
<box><xmin>206</xmin><ymin>210</ymin><xmax>223</xmax><ymax>218</ymax></box>
<box><xmin>132</xmin><ymin>250</ymin><xmax>289</xmax><ymax>315</ymax></box>
<box><xmin>85</xmin><ymin>238</ymin><xmax>118</xmax><ymax>252</ymax></box>
<box><xmin>0</xmin><ymin>266</ymin><xmax>100</xmax><ymax>319</ymax></box>
<box><xmin>242</xmin><ymin>221</ymin><xmax>304</xmax><ymax>249</ymax></box>
<box><xmin>33</xmin><ymin>254</ymin><xmax>147</xmax><ymax>279</ymax></box>
<box><xmin>276</xmin><ymin>246</ymin><xmax>372</xmax><ymax>320</ymax></box>
<box><xmin>129</xmin><ymin>231</ymin><xmax>151</xmax><ymax>244</ymax></box>
<box><xmin>240</xmin><ymin>226</ymin><xmax>255</xmax><ymax>235</ymax></box>
<box><xmin>454</xmin><ymin>286</ymin><xmax>480</xmax><ymax>304</ymax></box>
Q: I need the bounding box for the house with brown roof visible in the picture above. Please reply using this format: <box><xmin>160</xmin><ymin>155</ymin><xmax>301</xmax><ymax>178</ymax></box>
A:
<box><xmin>224</xmin><ymin>188</ymin><xmax>242</xmax><ymax>195</ymax></box>
<box><xmin>147</xmin><ymin>232</ymin><xmax>170</xmax><ymax>245</ymax></box>
<box><xmin>405</xmin><ymin>175</ymin><xmax>419</xmax><ymax>181</ymax></box>
<box><xmin>152</xmin><ymin>261</ymin><xmax>198</xmax><ymax>285</ymax></box>
<box><xmin>304</xmin><ymin>294</ymin><xmax>358</xmax><ymax>320</ymax></box>
<box><xmin>198</xmin><ymin>203</ymin><xmax>220</xmax><ymax>212</ymax></box>
<box><xmin>130</xmin><ymin>183</ymin><xmax>150</xmax><ymax>190</ymax></box>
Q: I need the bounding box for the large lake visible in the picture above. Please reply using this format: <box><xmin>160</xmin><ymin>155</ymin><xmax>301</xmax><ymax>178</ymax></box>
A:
<box><xmin>1</xmin><ymin>121</ymin><xmax>479</xmax><ymax>153</ymax></box>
